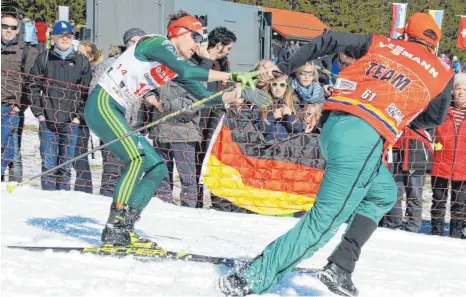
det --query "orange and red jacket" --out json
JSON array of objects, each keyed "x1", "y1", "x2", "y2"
[
  {"x1": 431, "y1": 108, "x2": 466, "y2": 181},
  {"x1": 324, "y1": 35, "x2": 453, "y2": 145}
]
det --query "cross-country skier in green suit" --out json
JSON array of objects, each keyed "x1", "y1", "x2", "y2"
[{"x1": 84, "y1": 11, "x2": 271, "y2": 248}]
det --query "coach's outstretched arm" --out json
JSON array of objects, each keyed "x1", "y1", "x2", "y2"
[{"x1": 259, "y1": 32, "x2": 373, "y2": 80}]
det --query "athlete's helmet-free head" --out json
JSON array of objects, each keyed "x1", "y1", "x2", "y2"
[{"x1": 167, "y1": 13, "x2": 204, "y2": 60}]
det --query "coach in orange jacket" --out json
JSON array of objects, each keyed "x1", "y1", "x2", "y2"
[{"x1": 219, "y1": 13, "x2": 454, "y2": 297}]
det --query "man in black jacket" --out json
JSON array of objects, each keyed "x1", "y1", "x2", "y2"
[
  {"x1": 1, "y1": 13, "x2": 38, "y2": 181},
  {"x1": 195, "y1": 26, "x2": 236, "y2": 208},
  {"x1": 29, "y1": 21, "x2": 91, "y2": 191}
]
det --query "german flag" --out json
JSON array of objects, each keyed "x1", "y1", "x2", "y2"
[{"x1": 202, "y1": 109, "x2": 325, "y2": 216}]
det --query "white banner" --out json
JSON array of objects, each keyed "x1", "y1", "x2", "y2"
[{"x1": 58, "y1": 6, "x2": 69, "y2": 22}]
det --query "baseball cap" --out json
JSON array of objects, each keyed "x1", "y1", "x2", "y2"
[
  {"x1": 123, "y1": 28, "x2": 146, "y2": 45},
  {"x1": 53, "y1": 21, "x2": 74, "y2": 35},
  {"x1": 395, "y1": 12, "x2": 441, "y2": 46}
]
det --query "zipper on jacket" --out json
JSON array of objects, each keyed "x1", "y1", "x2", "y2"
[{"x1": 449, "y1": 113, "x2": 459, "y2": 180}]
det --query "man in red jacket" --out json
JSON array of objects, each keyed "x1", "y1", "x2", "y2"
[{"x1": 34, "y1": 17, "x2": 47, "y2": 53}]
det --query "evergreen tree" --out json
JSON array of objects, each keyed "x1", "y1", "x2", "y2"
[
  {"x1": 8, "y1": 0, "x2": 465, "y2": 60},
  {"x1": 13, "y1": 0, "x2": 86, "y2": 24},
  {"x1": 226, "y1": 0, "x2": 465, "y2": 60}
]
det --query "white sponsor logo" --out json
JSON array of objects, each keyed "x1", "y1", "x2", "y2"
[
  {"x1": 379, "y1": 41, "x2": 440, "y2": 78},
  {"x1": 386, "y1": 103, "x2": 404, "y2": 125},
  {"x1": 334, "y1": 78, "x2": 357, "y2": 91}
]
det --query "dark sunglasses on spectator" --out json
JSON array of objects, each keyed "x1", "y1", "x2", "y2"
[
  {"x1": 175, "y1": 26, "x2": 203, "y2": 44},
  {"x1": 57, "y1": 33, "x2": 74, "y2": 39},
  {"x1": 1, "y1": 24, "x2": 18, "y2": 30},
  {"x1": 271, "y1": 82, "x2": 287, "y2": 88},
  {"x1": 299, "y1": 71, "x2": 314, "y2": 77}
]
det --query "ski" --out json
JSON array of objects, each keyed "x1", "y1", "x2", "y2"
[{"x1": 7, "y1": 245, "x2": 320, "y2": 274}]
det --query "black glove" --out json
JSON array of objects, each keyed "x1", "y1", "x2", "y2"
[{"x1": 240, "y1": 88, "x2": 272, "y2": 108}]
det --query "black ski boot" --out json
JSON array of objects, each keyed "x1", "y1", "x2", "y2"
[
  {"x1": 101, "y1": 204, "x2": 159, "y2": 248},
  {"x1": 218, "y1": 272, "x2": 253, "y2": 296},
  {"x1": 101, "y1": 203, "x2": 131, "y2": 246},
  {"x1": 318, "y1": 262, "x2": 359, "y2": 297},
  {"x1": 125, "y1": 206, "x2": 160, "y2": 248}
]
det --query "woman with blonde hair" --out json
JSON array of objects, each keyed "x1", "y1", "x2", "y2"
[
  {"x1": 78, "y1": 40, "x2": 103, "y2": 67},
  {"x1": 291, "y1": 61, "x2": 324, "y2": 104}
]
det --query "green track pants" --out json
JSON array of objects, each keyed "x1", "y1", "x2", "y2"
[
  {"x1": 243, "y1": 112, "x2": 397, "y2": 294},
  {"x1": 84, "y1": 85, "x2": 167, "y2": 211}
]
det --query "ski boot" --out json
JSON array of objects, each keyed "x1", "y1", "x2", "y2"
[
  {"x1": 218, "y1": 272, "x2": 253, "y2": 297},
  {"x1": 125, "y1": 206, "x2": 160, "y2": 249},
  {"x1": 317, "y1": 262, "x2": 359, "y2": 297},
  {"x1": 101, "y1": 203, "x2": 160, "y2": 249}
]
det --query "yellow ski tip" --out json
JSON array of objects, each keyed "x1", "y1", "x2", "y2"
[{"x1": 6, "y1": 183, "x2": 17, "y2": 193}]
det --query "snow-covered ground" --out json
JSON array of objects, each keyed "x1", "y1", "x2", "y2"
[
  {"x1": 2, "y1": 184, "x2": 466, "y2": 297},
  {"x1": 2, "y1": 109, "x2": 465, "y2": 297}
]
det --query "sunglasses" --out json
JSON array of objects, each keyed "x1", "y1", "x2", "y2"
[
  {"x1": 57, "y1": 33, "x2": 74, "y2": 39},
  {"x1": 1, "y1": 24, "x2": 18, "y2": 30},
  {"x1": 271, "y1": 82, "x2": 287, "y2": 88},
  {"x1": 299, "y1": 71, "x2": 314, "y2": 77},
  {"x1": 174, "y1": 26, "x2": 203, "y2": 44}
]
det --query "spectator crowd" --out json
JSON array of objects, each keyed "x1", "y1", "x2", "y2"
[{"x1": 1, "y1": 11, "x2": 465, "y2": 239}]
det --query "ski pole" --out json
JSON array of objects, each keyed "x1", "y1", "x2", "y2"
[{"x1": 5, "y1": 86, "x2": 235, "y2": 194}]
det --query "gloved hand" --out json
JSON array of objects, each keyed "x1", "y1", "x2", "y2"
[
  {"x1": 240, "y1": 88, "x2": 272, "y2": 108},
  {"x1": 229, "y1": 71, "x2": 258, "y2": 89}
]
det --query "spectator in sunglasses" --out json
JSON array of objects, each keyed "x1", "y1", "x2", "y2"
[
  {"x1": 255, "y1": 76, "x2": 307, "y2": 142},
  {"x1": 291, "y1": 62, "x2": 324, "y2": 104},
  {"x1": 1, "y1": 13, "x2": 39, "y2": 181}
]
